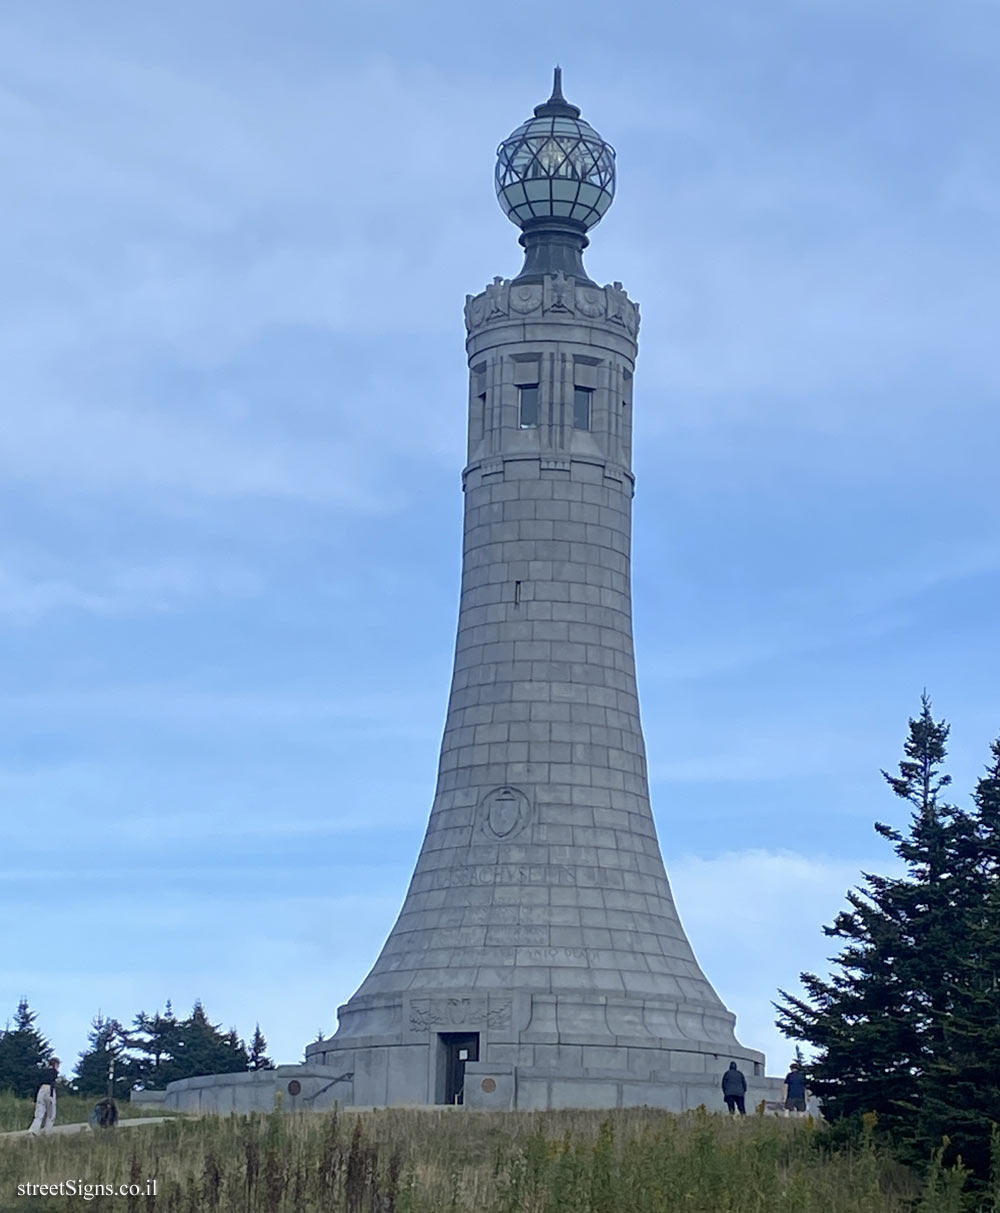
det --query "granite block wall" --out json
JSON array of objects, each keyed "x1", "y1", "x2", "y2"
[{"x1": 303, "y1": 274, "x2": 765, "y2": 1107}]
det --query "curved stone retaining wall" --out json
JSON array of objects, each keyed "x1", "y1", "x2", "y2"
[
  {"x1": 133, "y1": 1063, "x2": 798, "y2": 1116},
  {"x1": 140, "y1": 1065, "x2": 355, "y2": 1115}
]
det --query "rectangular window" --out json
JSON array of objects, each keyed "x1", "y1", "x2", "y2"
[
  {"x1": 573, "y1": 387, "x2": 592, "y2": 430},
  {"x1": 518, "y1": 384, "x2": 539, "y2": 428},
  {"x1": 478, "y1": 392, "x2": 487, "y2": 435}
]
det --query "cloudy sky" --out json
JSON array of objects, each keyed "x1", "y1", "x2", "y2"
[{"x1": 2, "y1": 0, "x2": 998, "y2": 1079}]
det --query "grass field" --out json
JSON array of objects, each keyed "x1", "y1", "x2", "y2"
[
  {"x1": 0, "y1": 1091, "x2": 170, "y2": 1134},
  {"x1": 0, "y1": 1103, "x2": 990, "y2": 1212}
]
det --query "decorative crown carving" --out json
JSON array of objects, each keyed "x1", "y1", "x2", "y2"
[{"x1": 464, "y1": 274, "x2": 639, "y2": 338}]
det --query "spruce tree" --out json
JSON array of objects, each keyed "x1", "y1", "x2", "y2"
[
  {"x1": 131, "y1": 1003, "x2": 179, "y2": 1090},
  {"x1": 163, "y1": 1002, "x2": 248, "y2": 1084},
  {"x1": 873, "y1": 694, "x2": 979, "y2": 1063},
  {"x1": 130, "y1": 1000, "x2": 249, "y2": 1087},
  {"x1": 918, "y1": 735, "x2": 1000, "y2": 1178},
  {"x1": 247, "y1": 1023, "x2": 273, "y2": 1071},
  {"x1": 0, "y1": 999, "x2": 52, "y2": 1098},
  {"x1": 74, "y1": 1014, "x2": 134, "y2": 1098},
  {"x1": 775, "y1": 695, "x2": 975, "y2": 1140}
]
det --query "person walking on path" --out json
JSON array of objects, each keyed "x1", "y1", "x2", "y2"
[
  {"x1": 783, "y1": 1062, "x2": 809, "y2": 1116},
  {"x1": 28, "y1": 1057, "x2": 60, "y2": 1134},
  {"x1": 721, "y1": 1061, "x2": 747, "y2": 1115}
]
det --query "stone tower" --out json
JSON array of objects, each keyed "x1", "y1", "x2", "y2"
[{"x1": 307, "y1": 70, "x2": 764, "y2": 1109}]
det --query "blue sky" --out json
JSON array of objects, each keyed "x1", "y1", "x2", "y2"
[{"x1": 2, "y1": 0, "x2": 999, "y2": 1078}]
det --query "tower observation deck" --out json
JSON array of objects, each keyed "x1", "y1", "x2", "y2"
[{"x1": 307, "y1": 70, "x2": 764, "y2": 1109}]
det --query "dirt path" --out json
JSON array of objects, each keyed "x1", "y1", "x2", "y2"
[{"x1": 1, "y1": 1116, "x2": 173, "y2": 1140}]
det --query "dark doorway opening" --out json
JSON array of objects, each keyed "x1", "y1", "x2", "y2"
[{"x1": 439, "y1": 1032, "x2": 479, "y2": 1105}]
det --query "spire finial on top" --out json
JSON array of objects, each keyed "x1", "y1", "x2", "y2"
[
  {"x1": 495, "y1": 69, "x2": 617, "y2": 281},
  {"x1": 533, "y1": 65, "x2": 581, "y2": 119}
]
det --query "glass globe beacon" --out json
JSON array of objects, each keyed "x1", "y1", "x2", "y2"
[{"x1": 495, "y1": 69, "x2": 616, "y2": 232}]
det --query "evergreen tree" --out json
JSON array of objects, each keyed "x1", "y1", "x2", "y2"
[
  {"x1": 130, "y1": 1003, "x2": 180, "y2": 1090},
  {"x1": 130, "y1": 1000, "x2": 250, "y2": 1088},
  {"x1": 873, "y1": 694, "x2": 979, "y2": 1062},
  {"x1": 74, "y1": 1014, "x2": 134, "y2": 1098},
  {"x1": 776, "y1": 695, "x2": 977, "y2": 1140},
  {"x1": 0, "y1": 999, "x2": 52, "y2": 1098},
  {"x1": 777, "y1": 700, "x2": 1000, "y2": 1183},
  {"x1": 918, "y1": 736, "x2": 1000, "y2": 1178},
  {"x1": 247, "y1": 1023, "x2": 273, "y2": 1071},
  {"x1": 161, "y1": 1002, "x2": 248, "y2": 1085}
]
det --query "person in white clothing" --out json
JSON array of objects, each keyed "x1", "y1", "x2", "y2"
[{"x1": 28, "y1": 1057, "x2": 60, "y2": 1134}]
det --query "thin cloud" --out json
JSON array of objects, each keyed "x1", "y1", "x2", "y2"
[
  {"x1": 670, "y1": 848, "x2": 899, "y2": 1068},
  {"x1": 0, "y1": 557, "x2": 262, "y2": 622},
  {"x1": 1, "y1": 0, "x2": 997, "y2": 1091}
]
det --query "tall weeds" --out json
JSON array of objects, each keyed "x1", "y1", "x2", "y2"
[{"x1": 0, "y1": 1105, "x2": 986, "y2": 1212}]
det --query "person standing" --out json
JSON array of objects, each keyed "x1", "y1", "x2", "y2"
[
  {"x1": 783, "y1": 1062, "x2": 809, "y2": 1116},
  {"x1": 721, "y1": 1060, "x2": 747, "y2": 1115},
  {"x1": 28, "y1": 1057, "x2": 60, "y2": 1134}
]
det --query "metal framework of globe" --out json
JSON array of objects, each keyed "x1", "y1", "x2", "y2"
[{"x1": 495, "y1": 114, "x2": 616, "y2": 229}]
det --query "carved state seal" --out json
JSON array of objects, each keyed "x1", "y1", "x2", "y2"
[{"x1": 479, "y1": 786, "x2": 531, "y2": 840}]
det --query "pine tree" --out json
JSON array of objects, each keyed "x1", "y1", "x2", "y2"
[
  {"x1": 74, "y1": 1014, "x2": 134, "y2": 1098},
  {"x1": 775, "y1": 695, "x2": 977, "y2": 1140},
  {"x1": 247, "y1": 1023, "x2": 273, "y2": 1071},
  {"x1": 0, "y1": 999, "x2": 52, "y2": 1098}
]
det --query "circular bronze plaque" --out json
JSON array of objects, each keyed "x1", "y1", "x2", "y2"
[
  {"x1": 287, "y1": 1079, "x2": 302, "y2": 1096},
  {"x1": 481, "y1": 1078, "x2": 497, "y2": 1094}
]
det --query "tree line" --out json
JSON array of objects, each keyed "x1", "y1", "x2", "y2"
[
  {"x1": 0, "y1": 999, "x2": 273, "y2": 1099},
  {"x1": 777, "y1": 693, "x2": 1000, "y2": 1187}
]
